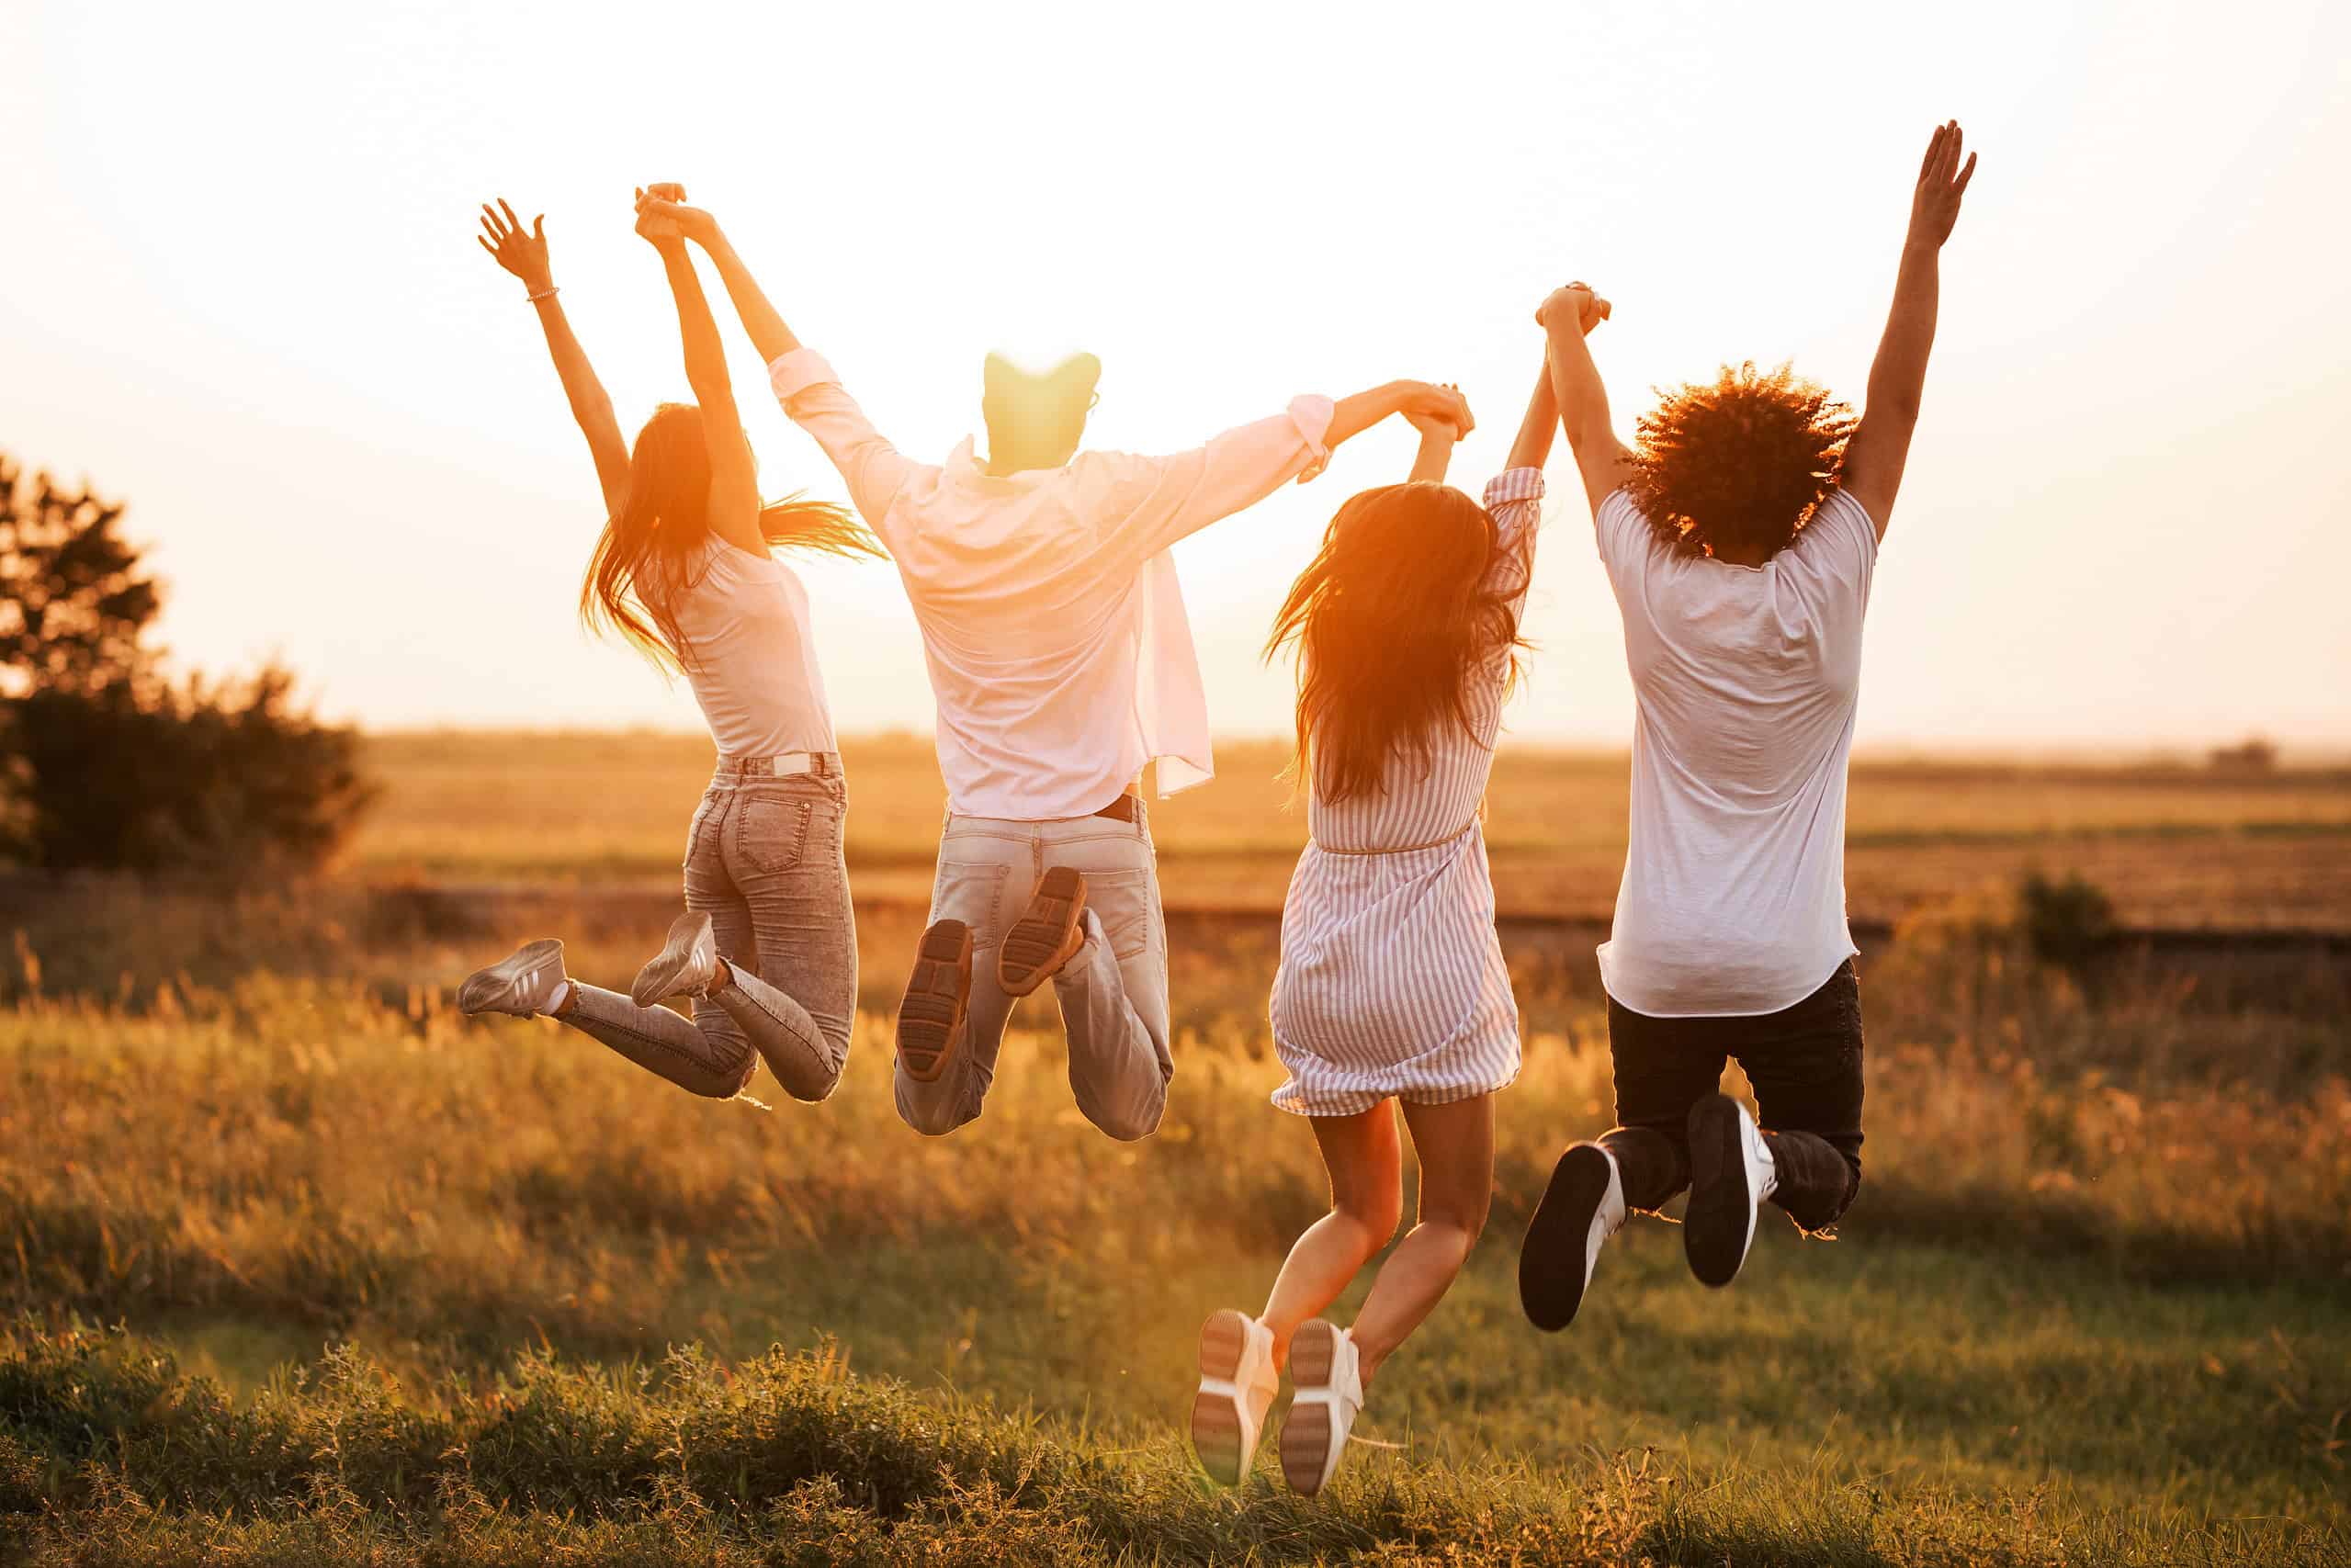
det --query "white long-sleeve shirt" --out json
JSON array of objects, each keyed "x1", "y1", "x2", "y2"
[{"x1": 770, "y1": 349, "x2": 1332, "y2": 821}]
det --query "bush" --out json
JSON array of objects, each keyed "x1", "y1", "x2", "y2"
[
  {"x1": 0, "y1": 452, "x2": 373, "y2": 881},
  {"x1": 2020, "y1": 870, "x2": 2117, "y2": 987},
  {"x1": 5, "y1": 672, "x2": 372, "y2": 879}
]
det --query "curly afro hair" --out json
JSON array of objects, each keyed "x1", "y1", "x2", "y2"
[{"x1": 1625, "y1": 362, "x2": 1858, "y2": 561}]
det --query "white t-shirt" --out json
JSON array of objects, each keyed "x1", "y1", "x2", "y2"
[
  {"x1": 651, "y1": 538, "x2": 838, "y2": 760},
  {"x1": 1593, "y1": 487, "x2": 1878, "y2": 1017}
]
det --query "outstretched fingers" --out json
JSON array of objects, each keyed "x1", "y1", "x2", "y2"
[{"x1": 1917, "y1": 122, "x2": 1947, "y2": 185}]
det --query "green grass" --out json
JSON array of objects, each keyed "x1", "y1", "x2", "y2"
[
  {"x1": 2, "y1": 1313, "x2": 2343, "y2": 1567},
  {"x1": 0, "y1": 905, "x2": 2345, "y2": 1564}
]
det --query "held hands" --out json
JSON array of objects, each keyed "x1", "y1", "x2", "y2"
[
  {"x1": 634, "y1": 184, "x2": 718, "y2": 247},
  {"x1": 1400, "y1": 382, "x2": 1475, "y2": 441},
  {"x1": 1405, "y1": 382, "x2": 1473, "y2": 444},
  {"x1": 1906, "y1": 120, "x2": 1977, "y2": 249},
  {"x1": 632, "y1": 183, "x2": 689, "y2": 247},
  {"x1": 476, "y1": 198, "x2": 553, "y2": 294},
  {"x1": 1535, "y1": 282, "x2": 1611, "y2": 335}
]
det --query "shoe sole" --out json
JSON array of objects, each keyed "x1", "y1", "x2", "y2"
[
  {"x1": 630, "y1": 910, "x2": 716, "y2": 1009},
  {"x1": 1518, "y1": 1145, "x2": 1613, "y2": 1332},
  {"x1": 1189, "y1": 1309, "x2": 1254, "y2": 1487},
  {"x1": 1685, "y1": 1094, "x2": 1757, "y2": 1288},
  {"x1": 457, "y1": 938, "x2": 564, "y2": 1016},
  {"x1": 1281, "y1": 1319, "x2": 1340, "y2": 1497},
  {"x1": 896, "y1": 920, "x2": 972, "y2": 1084},
  {"x1": 998, "y1": 866, "x2": 1087, "y2": 998}
]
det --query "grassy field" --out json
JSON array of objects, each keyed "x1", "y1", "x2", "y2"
[
  {"x1": 0, "y1": 874, "x2": 2345, "y2": 1564},
  {"x1": 343, "y1": 732, "x2": 2351, "y2": 931}
]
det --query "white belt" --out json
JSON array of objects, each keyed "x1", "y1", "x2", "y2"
[{"x1": 711, "y1": 751, "x2": 828, "y2": 783}]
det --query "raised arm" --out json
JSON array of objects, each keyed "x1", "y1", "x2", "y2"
[
  {"x1": 477, "y1": 198, "x2": 629, "y2": 513},
  {"x1": 1537, "y1": 283, "x2": 1631, "y2": 517},
  {"x1": 651, "y1": 199, "x2": 803, "y2": 367},
  {"x1": 638, "y1": 191, "x2": 917, "y2": 536},
  {"x1": 1506, "y1": 355, "x2": 1559, "y2": 474},
  {"x1": 1404, "y1": 382, "x2": 1468, "y2": 482},
  {"x1": 1840, "y1": 120, "x2": 1977, "y2": 539},
  {"x1": 1328, "y1": 380, "x2": 1474, "y2": 450},
  {"x1": 636, "y1": 188, "x2": 763, "y2": 556},
  {"x1": 1096, "y1": 378, "x2": 1473, "y2": 566}
]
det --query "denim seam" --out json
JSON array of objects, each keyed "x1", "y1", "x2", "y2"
[
  {"x1": 721, "y1": 982, "x2": 838, "y2": 1073},
  {"x1": 587, "y1": 1008, "x2": 747, "y2": 1081}
]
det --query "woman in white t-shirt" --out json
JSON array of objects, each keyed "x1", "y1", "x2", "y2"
[
  {"x1": 454, "y1": 190, "x2": 876, "y2": 1106},
  {"x1": 1517, "y1": 123, "x2": 1979, "y2": 1329}
]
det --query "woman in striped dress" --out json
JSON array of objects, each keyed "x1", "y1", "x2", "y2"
[{"x1": 1190, "y1": 304, "x2": 1602, "y2": 1498}]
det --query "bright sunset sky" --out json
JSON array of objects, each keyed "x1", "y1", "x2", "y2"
[{"x1": 6, "y1": 1, "x2": 2347, "y2": 752}]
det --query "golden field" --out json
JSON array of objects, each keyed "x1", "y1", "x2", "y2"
[
  {"x1": 2, "y1": 732, "x2": 2345, "y2": 1563},
  {"x1": 347, "y1": 731, "x2": 2351, "y2": 929}
]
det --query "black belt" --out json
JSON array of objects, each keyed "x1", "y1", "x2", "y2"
[{"x1": 1093, "y1": 793, "x2": 1141, "y2": 823}]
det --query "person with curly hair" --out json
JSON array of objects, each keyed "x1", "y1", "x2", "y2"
[{"x1": 1517, "y1": 122, "x2": 1978, "y2": 1329}]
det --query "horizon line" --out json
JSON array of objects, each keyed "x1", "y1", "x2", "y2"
[{"x1": 358, "y1": 725, "x2": 2351, "y2": 768}]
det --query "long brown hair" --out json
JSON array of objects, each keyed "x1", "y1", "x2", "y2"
[
  {"x1": 1264, "y1": 481, "x2": 1529, "y2": 805},
  {"x1": 580, "y1": 402, "x2": 879, "y2": 671}
]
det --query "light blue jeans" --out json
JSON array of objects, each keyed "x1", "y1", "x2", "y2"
[
  {"x1": 896, "y1": 803, "x2": 1172, "y2": 1141},
  {"x1": 564, "y1": 758, "x2": 856, "y2": 1101}
]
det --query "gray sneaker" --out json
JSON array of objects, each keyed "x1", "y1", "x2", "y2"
[
  {"x1": 631, "y1": 910, "x2": 723, "y2": 1007},
  {"x1": 457, "y1": 938, "x2": 568, "y2": 1017}
]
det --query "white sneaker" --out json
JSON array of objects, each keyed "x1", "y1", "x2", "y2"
[
  {"x1": 1517, "y1": 1143, "x2": 1627, "y2": 1331},
  {"x1": 457, "y1": 938, "x2": 568, "y2": 1017},
  {"x1": 1190, "y1": 1309, "x2": 1278, "y2": 1487},
  {"x1": 1280, "y1": 1319, "x2": 1363, "y2": 1497},
  {"x1": 1685, "y1": 1093, "x2": 1780, "y2": 1288},
  {"x1": 631, "y1": 910, "x2": 724, "y2": 1008}
]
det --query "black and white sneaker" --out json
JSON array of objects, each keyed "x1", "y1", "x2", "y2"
[
  {"x1": 1518, "y1": 1143, "x2": 1627, "y2": 1332},
  {"x1": 1684, "y1": 1094, "x2": 1779, "y2": 1288}
]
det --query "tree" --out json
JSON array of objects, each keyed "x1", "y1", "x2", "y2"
[
  {"x1": 0, "y1": 452, "x2": 375, "y2": 880},
  {"x1": 0, "y1": 457, "x2": 158, "y2": 699}
]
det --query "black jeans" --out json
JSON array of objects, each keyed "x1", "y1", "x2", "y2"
[{"x1": 1601, "y1": 959, "x2": 1865, "y2": 1232}]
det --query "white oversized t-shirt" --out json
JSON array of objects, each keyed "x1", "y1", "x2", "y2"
[
  {"x1": 1594, "y1": 487, "x2": 1878, "y2": 1017},
  {"x1": 650, "y1": 538, "x2": 839, "y2": 761}
]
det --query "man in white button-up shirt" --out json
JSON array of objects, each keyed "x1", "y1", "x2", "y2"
[{"x1": 642, "y1": 191, "x2": 1469, "y2": 1143}]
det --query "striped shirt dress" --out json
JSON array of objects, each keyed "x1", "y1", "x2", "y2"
[{"x1": 1269, "y1": 468, "x2": 1545, "y2": 1115}]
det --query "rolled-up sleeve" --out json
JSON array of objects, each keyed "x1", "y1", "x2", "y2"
[
  {"x1": 768, "y1": 350, "x2": 920, "y2": 534},
  {"x1": 1093, "y1": 394, "x2": 1337, "y2": 559},
  {"x1": 1480, "y1": 467, "x2": 1547, "y2": 611}
]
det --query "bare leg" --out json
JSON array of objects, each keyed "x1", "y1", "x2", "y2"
[
  {"x1": 1260, "y1": 1103, "x2": 1404, "y2": 1369},
  {"x1": 1349, "y1": 1094, "x2": 1495, "y2": 1383}
]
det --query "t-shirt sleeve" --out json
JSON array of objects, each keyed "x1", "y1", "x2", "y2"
[
  {"x1": 1592, "y1": 489, "x2": 1656, "y2": 595},
  {"x1": 1794, "y1": 489, "x2": 1880, "y2": 612}
]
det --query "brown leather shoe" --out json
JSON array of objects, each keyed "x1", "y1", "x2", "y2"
[
  {"x1": 896, "y1": 919, "x2": 972, "y2": 1082},
  {"x1": 997, "y1": 866, "x2": 1089, "y2": 997}
]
